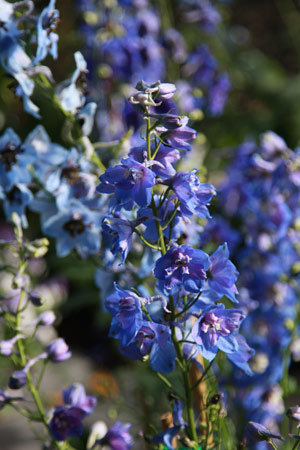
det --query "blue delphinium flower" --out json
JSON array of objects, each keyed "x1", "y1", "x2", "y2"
[
  {"x1": 105, "y1": 284, "x2": 143, "y2": 346},
  {"x1": 97, "y1": 157, "x2": 156, "y2": 210},
  {"x1": 156, "y1": 115, "x2": 197, "y2": 150},
  {"x1": 246, "y1": 421, "x2": 285, "y2": 443},
  {"x1": 49, "y1": 406, "x2": 85, "y2": 441},
  {"x1": 191, "y1": 304, "x2": 245, "y2": 361},
  {"x1": 56, "y1": 51, "x2": 88, "y2": 112},
  {"x1": 152, "y1": 425, "x2": 180, "y2": 450},
  {"x1": 153, "y1": 244, "x2": 211, "y2": 294},
  {"x1": 0, "y1": 128, "x2": 36, "y2": 189},
  {"x1": 62, "y1": 383, "x2": 97, "y2": 415},
  {"x1": 119, "y1": 322, "x2": 176, "y2": 373},
  {"x1": 0, "y1": 184, "x2": 33, "y2": 228},
  {"x1": 206, "y1": 243, "x2": 239, "y2": 303},
  {"x1": 42, "y1": 200, "x2": 102, "y2": 258},
  {"x1": 24, "y1": 125, "x2": 68, "y2": 184},
  {"x1": 0, "y1": 26, "x2": 41, "y2": 118},
  {"x1": 182, "y1": 0, "x2": 221, "y2": 31},
  {"x1": 137, "y1": 195, "x2": 185, "y2": 243},
  {"x1": 95, "y1": 422, "x2": 133, "y2": 449},
  {"x1": 129, "y1": 142, "x2": 181, "y2": 178},
  {"x1": 33, "y1": 0, "x2": 59, "y2": 64},
  {"x1": 102, "y1": 216, "x2": 136, "y2": 263},
  {"x1": 167, "y1": 170, "x2": 216, "y2": 219},
  {"x1": 46, "y1": 338, "x2": 72, "y2": 362}
]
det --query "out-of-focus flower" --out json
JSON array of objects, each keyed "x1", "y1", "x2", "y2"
[
  {"x1": 46, "y1": 338, "x2": 72, "y2": 362},
  {"x1": 49, "y1": 406, "x2": 85, "y2": 441},
  {"x1": 94, "y1": 422, "x2": 134, "y2": 449}
]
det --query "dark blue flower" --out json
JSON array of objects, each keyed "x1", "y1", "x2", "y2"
[
  {"x1": 105, "y1": 284, "x2": 143, "y2": 347},
  {"x1": 102, "y1": 216, "x2": 136, "y2": 263},
  {"x1": 207, "y1": 243, "x2": 239, "y2": 303},
  {"x1": 119, "y1": 322, "x2": 176, "y2": 373},
  {"x1": 49, "y1": 406, "x2": 85, "y2": 441},
  {"x1": 192, "y1": 304, "x2": 245, "y2": 361},
  {"x1": 9, "y1": 369, "x2": 27, "y2": 390},
  {"x1": 169, "y1": 170, "x2": 216, "y2": 219},
  {"x1": 129, "y1": 142, "x2": 181, "y2": 178},
  {"x1": 157, "y1": 115, "x2": 197, "y2": 150},
  {"x1": 97, "y1": 157, "x2": 156, "y2": 209},
  {"x1": 151, "y1": 426, "x2": 180, "y2": 450},
  {"x1": 153, "y1": 245, "x2": 210, "y2": 294},
  {"x1": 137, "y1": 195, "x2": 185, "y2": 243}
]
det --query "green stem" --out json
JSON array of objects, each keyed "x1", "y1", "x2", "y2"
[
  {"x1": 135, "y1": 228, "x2": 162, "y2": 251},
  {"x1": 15, "y1": 275, "x2": 63, "y2": 449},
  {"x1": 267, "y1": 440, "x2": 278, "y2": 450},
  {"x1": 169, "y1": 297, "x2": 198, "y2": 443},
  {"x1": 151, "y1": 140, "x2": 162, "y2": 160},
  {"x1": 151, "y1": 198, "x2": 166, "y2": 255},
  {"x1": 162, "y1": 201, "x2": 180, "y2": 230},
  {"x1": 292, "y1": 439, "x2": 300, "y2": 450},
  {"x1": 191, "y1": 361, "x2": 214, "y2": 391},
  {"x1": 146, "y1": 114, "x2": 152, "y2": 160}
]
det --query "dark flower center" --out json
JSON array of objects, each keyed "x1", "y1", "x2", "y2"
[
  {"x1": 1, "y1": 144, "x2": 24, "y2": 171},
  {"x1": 63, "y1": 217, "x2": 85, "y2": 236},
  {"x1": 61, "y1": 165, "x2": 81, "y2": 185}
]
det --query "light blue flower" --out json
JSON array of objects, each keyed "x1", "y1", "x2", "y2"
[
  {"x1": 42, "y1": 200, "x2": 102, "y2": 258},
  {"x1": 33, "y1": 0, "x2": 59, "y2": 64},
  {"x1": 56, "y1": 52, "x2": 88, "y2": 112},
  {"x1": 0, "y1": 128, "x2": 36, "y2": 189}
]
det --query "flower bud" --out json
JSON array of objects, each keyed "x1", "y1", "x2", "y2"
[
  {"x1": 9, "y1": 370, "x2": 27, "y2": 390},
  {"x1": 287, "y1": 406, "x2": 300, "y2": 423},
  {"x1": 28, "y1": 291, "x2": 43, "y2": 306},
  {"x1": 0, "y1": 335, "x2": 22, "y2": 356},
  {"x1": 46, "y1": 338, "x2": 72, "y2": 362},
  {"x1": 37, "y1": 311, "x2": 56, "y2": 326}
]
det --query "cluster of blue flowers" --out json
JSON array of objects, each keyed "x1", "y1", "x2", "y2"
[
  {"x1": 76, "y1": 0, "x2": 230, "y2": 143},
  {"x1": 203, "y1": 131, "x2": 300, "y2": 447},
  {"x1": 98, "y1": 79, "x2": 254, "y2": 446},
  {"x1": 2, "y1": 0, "x2": 300, "y2": 449}
]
